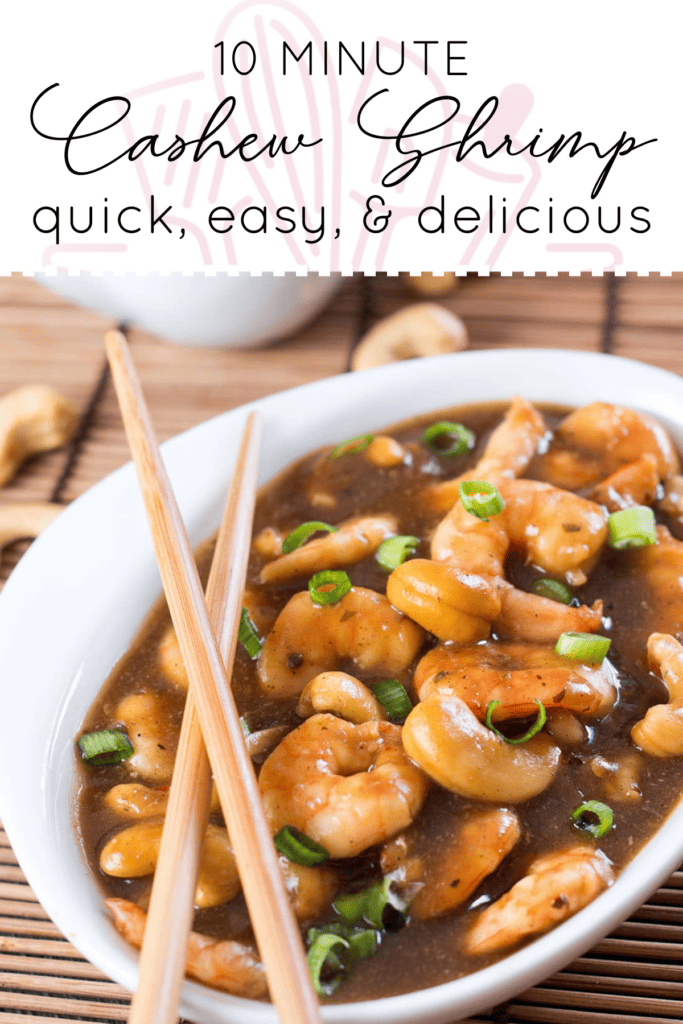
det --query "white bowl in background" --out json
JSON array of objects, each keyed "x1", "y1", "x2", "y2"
[
  {"x1": 36, "y1": 272, "x2": 342, "y2": 347},
  {"x1": 1, "y1": 349, "x2": 683, "y2": 1024}
]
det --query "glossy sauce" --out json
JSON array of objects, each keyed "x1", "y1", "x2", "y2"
[{"x1": 75, "y1": 402, "x2": 683, "y2": 1001}]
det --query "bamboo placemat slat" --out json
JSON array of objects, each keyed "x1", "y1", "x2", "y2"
[{"x1": 1, "y1": 273, "x2": 683, "y2": 1022}]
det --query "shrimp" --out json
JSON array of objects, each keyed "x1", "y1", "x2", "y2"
[
  {"x1": 115, "y1": 691, "x2": 178, "y2": 784},
  {"x1": 465, "y1": 846, "x2": 614, "y2": 955},
  {"x1": 105, "y1": 898, "x2": 267, "y2": 998},
  {"x1": 257, "y1": 587, "x2": 424, "y2": 698},
  {"x1": 414, "y1": 641, "x2": 617, "y2": 720},
  {"x1": 259, "y1": 514, "x2": 397, "y2": 585},
  {"x1": 537, "y1": 402, "x2": 679, "y2": 491},
  {"x1": 624, "y1": 526, "x2": 683, "y2": 639},
  {"x1": 432, "y1": 479, "x2": 607, "y2": 586},
  {"x1": 409, "y1": 809, "x2": 521, "y2": 921},
  {"x1": 258, "y1": 713, "x2": 429, "y2": 858},
  {"x1": 427, "y1": 477, "x2": 606, "y2": 641},
  {"x1": 428, "y1": 397, "x2": 547, "y2": 512},
  {"x1": 297, "y1": 672, "x2": 388, "y2": 723},
  {"x1": 493, "y1": 586, "x2": 603, "y2": 643},
  {"x1": 631, "y1": 632, "x2": 683, "y2": 757},
  {"x1": 402, "y1": 695, "x2": 560, "y2": 803},
  {"x1": 589, "y1": 454, "x2": 660, "y2": 513}
]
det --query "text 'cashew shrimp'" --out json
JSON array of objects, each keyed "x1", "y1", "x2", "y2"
[
  {"x1": 257, "y1": 587, "x2": 424, "y2": 697},
  {"x1": 631, "y1": 632, "x2": 683, "y2": 756},
  {"x1": 402, "y1": 695, "x2": 561, "y2": 803},
  {"x1": 465, "y1": 846, "x2": 614, "y2": 955},
  {"x1": 259, "y1": 713, "x2": 429, "y2": 858},
  {"x1": 106, "y1": 898, "x2": 267, "y2": 998},
  {"x1": 414, "y1": 641, "x2": 617, "y2": 720}
]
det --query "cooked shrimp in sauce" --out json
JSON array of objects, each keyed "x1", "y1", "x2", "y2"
[{"x1": 75, "y1": 399, "x2": 683, "y2": 1003}]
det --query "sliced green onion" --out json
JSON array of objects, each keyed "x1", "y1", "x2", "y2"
[
  {"x1": 307, "y1": 924, "x2": 378, "y2": 962},
  {"x1": 240, "y1": 717, "x2": 251, "y2": 737},
  {"x1": 282, "y1": 521, "x2": 338, "y2": 554},
  {"x1": 458, "y1": 480, "x2": 505, "y2": 521},
  {"x1": 346, "y1": 929, "x2": 378, "y2": 960},
  {"x1": 555, "y1": 632, "x2": 611, "y2": 663},
  {"x1": 309, "y1": 570, "x2": 352, "y2": 606},
  {"x1": 485, "y1": 700, "x2": 546, "y2": 744},
  {"x1": 306, "y1": 932, "x2": 348, "y2": 996},
  {"x1": 363, "y1": 877, "x2": 395, "y2": 929},
  {"x1": 274, "y1": 826, "x2": 330, "y2": 866},
  {"x1": 571, "y1": 800, "x2": 614, "y2": 839},
  {"x1": 333, "y1": 890, "x2": 368, "y2": 924},
  {"x1": 532, "y1": 578, "x2": 573, "y2": 605},
  {"x1": 422, "y1": 421, "x2": 475, "y2": 457},
  {"x1": 328, "y1": 434, "x2": 374, "y2": 460},
  {"x1": 376, "y1": 535, "x2": 420, "y2": 572},
  {"x1": 77, "y1": 729, "x2": 133, "y2": 766},
  {"x1": 608, "y1": 506, "x2": 657, "y2": 550},
  {"x1": 238, "y1": 608, "x2": 263, "y2": 659},
  {"x1": 372, "y1": 679, "x2": 413, "y2": 721},
  {"x1": 334, "y1": 877, "x2": 408, "y2": 930}
]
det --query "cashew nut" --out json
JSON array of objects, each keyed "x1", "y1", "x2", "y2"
[
  {"x1": 99, "y1": 820, "x2": 240, "y2": 909},
  {"x1": 351, "y1": 303, "x2": 468, "y2": 371},
  {"x1": 403, "y1": 272, "x2": 459, "y2": 297},
  {"x1": 387, "y1": 558, "x2": 500, "y2": 643},
  {"x1": 363, "y1": 435, "x2": 407, "y2": 468},
  {"x1": 297, "y1": 671, "x2": 388, "y2": 723},
  {"x1": 402, "y1": 694, "x2": 561, "y2": 802},
  {"x1": 0, "y1": 386, "x2": 77, "y2": 486},
  {"x1": 0, "y1": 501, "x2": 62, "y2": 549}
]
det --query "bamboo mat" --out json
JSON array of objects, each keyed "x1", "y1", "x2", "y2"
[{"x1": 0, "y1": 272, "x2": 682, "y2": 1023}]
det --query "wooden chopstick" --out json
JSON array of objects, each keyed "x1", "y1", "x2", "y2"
[
  {"x1": 128, "y1": 412, "x2": 259, "y2": 1024},
  {"x1": 105, "y1": 330, "x2": 322, "y2": 1024}
]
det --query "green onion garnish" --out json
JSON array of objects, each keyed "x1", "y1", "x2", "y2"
[
  {"x1": 274, "y1": 826, "x2": 330, "y2": 866},
  {"x1": 485, "y1": 700, "x2": 547, "y2": 744},
  {"x1": 422, "y1": 421, "x2": 475, "y2": 457},
  {"x1": 608, "y1": 506, "x2": 657, "y2": 550},
  {"x1": 307, "y1": 923, "x2": 378, "y2": 962},
  {"x1": 238, "y1": 608, "x2": 263, "y2": 659},
  {"x1": 328, "y1": 434, "x2": 374, "y2": 460},
  {"x1": 240, "y1": 717, "x2": 251, "y2": 737},
  {"x1": 372, "y1": 679, "x2": 413, "y2": 721},
  {"x1": 308, "y1": 570, "x2": 352, "y2": 606},
  {"x1": 282, "y1": 521, "x2": 338, "y2": 554},
  {"x1": 306, "y1": 932, "x2": 348, "y2": 996},
  {"x1": 532, "y1": 578, "x2": 573, "y2": 605},
  {"x1": 458, "y1": 480, "x2": 505, "y2": 521},
  {"x1": 571, "y1": 800, "x2": 614, "y2": 839},
  {"x1": 333, "y1": 877, "x2": 408, "y2": 930},
  {"x1": 77, "y1": 729, "x2": 134, "y2": 765},
  {"x1": 375, "y1": 535, "x2": 420, "y2": 572},
  {"x1": 555, "y1": 632, "x2": 611, "y2": 663}
]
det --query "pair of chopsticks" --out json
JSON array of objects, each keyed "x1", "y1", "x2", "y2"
[{"x1": 104, "y1": 331, "x2": 321, "y2": 1024}]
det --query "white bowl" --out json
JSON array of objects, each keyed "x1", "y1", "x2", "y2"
[
  {"x1": 37, "y1": 273, "x2": 342, "y2": 347},
  {"x1": 1, "y1": 349, "x2": 683, "y2": 1024}
]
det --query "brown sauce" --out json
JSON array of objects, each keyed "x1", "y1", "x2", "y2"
[{"x1": 74, "y1": 401, "x2": 683, "y2": 1002}]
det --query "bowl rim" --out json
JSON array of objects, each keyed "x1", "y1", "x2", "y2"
[{"x1": 2, "y1": 346, "x2": 683, "y2": 1024}]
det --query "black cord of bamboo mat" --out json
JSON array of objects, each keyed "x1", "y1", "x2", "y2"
[
  {"x1": 48, "y1": 323, "x2": 126, "y2": 504},
  {"x1": 601, "y1": 273, "x2": 620, "y2": 354},
  {"x1": 345, "y1": 275, "x2": 375, "y2": 371}
]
